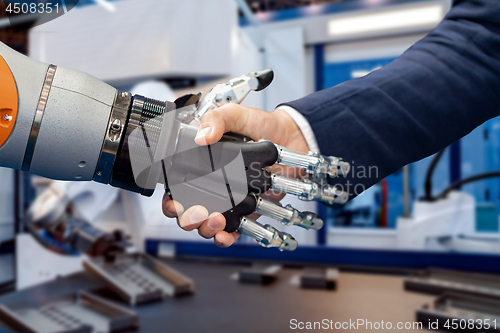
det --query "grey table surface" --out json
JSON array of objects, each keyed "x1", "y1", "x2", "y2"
[{"x1": 0, "y1": 259, "x2": 434, "y2": 333}]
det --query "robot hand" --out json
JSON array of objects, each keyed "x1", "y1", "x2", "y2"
[{"x1": 129, "y1": 70, "x2": 350, "y2": 251}]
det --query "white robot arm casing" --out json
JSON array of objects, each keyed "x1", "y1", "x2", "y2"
[
  {"x1": 29, "y1": 66, "x2": 116, "y2": 181},
  {"x1": 0, "y1": 42, "x2": 117, "y2": 180}
]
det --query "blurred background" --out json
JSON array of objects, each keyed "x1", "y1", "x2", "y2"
[{"x1": 1, "y1": 0, "x2": 500, "y2": 332}]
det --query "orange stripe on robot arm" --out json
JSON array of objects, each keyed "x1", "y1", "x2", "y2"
[{"x1": 0, "y1": 54, "x2": 18, "y2": 147}]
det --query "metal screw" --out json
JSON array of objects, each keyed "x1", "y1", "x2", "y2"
[
  {"x1": 3, "y1": 114, "x2": 12, "y2": 121},
  {"x1": 97, "y1": 171, "x2": 103, "y2": 176},
  {"x1": 121, "y1": 91, "x2": 130, "y2": 98},
  {"x1": 110, "y1": 119, "x2": 121, "y2": 133}
]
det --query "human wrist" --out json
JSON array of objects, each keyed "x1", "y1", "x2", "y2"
[
  {"x1": 273, "y1": 108, "x2": 310, "y2": 153},
  {"x1": 276, "y1": 105, "x2": 320, "y2": 153}
]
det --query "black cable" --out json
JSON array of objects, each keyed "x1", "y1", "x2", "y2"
[
  {"x1": 437, "y1": 171, "x2": 500, "y2": 199},
  {"x1": 423, "y1": 149, "x2": 446, "y2": 201}
]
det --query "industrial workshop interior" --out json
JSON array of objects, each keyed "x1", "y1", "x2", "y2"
[{"x1": 0, "y1": 0, "x2": 499, "y2": 332}]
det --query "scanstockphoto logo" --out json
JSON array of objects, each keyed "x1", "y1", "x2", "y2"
[{"x1": 2, "y1": 0, "x2": 79, "y2": 31}]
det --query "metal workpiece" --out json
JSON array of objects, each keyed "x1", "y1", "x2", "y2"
[
  {"x1": 25, "y1": 182, "x2": 129, "y2": 257},
  {"x1": 416, "y1": 293, "x2": 500, "y2": 332},
  {"x1": 275, "y1": 144, "x2": 350, "y2": 178},
  {"x1": 238, "y1": 216, "x2": 298, "y2": 251},
  {"x1": 83, "y1": 253, "x2": 194, "y2": 306},
  {"x1": 255, "y1": 196, "x2": 323, "y2": 230},
  {"x1": 21, "y1": 64, "x2": 57, "y2": 171},
  {"x1": 271, "y1": 173, "x2": 349, "y2": 205},
  {"x1": 185, "y1": 69, "x2": 274, "y2": 123},
  {"x1": 94, "y1": 91, "x2": 132, "y2": 184},
  {"x1": 404, "y1": 268, "x2": 500, "y2": 298},
  {"x1": 0, "y1": 291, "x2": 139, "y2": 333},
  {"x1": 60, "y1": 219, "x2": 129, "y2": 257}
]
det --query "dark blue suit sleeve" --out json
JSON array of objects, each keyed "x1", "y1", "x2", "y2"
[{"x1": 282, "y1": 0, "x2": 500, "y2": 198}]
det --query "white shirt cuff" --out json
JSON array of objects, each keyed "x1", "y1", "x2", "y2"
[{"x1": 276, "y1": 105, "x2": 320, "y2": 153}]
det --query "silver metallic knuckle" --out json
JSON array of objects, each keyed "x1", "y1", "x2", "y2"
[
  {"x1": 238, "y1": 216, "x2": 297, "y2": 252},
  {"x1": 318, "y1": 184, "x2": 349, "y2": 205}
]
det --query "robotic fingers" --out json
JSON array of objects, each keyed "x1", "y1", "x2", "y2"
[
  {"x1": 255, "y1": 195, "x2": 324, "y2": 230},
  {"x1": 218, "y1": 148, "x2": 349, "y2": 251},
  {"x1": 238, "y1": 216, "x2": 298, "y2": 252},
  {"x1": 270, "y1": 172, "x2": 349, "y2": 205},
  {"x1": 183, "y1": 68, "x2": 275, "y2": 124},
  {"x1": 275, "y1": 145, "x2": 350, "y2": 179}
]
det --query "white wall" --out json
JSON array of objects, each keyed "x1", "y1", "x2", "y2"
[
  {"x1": 264, "y1": 27, "x2": 305, "y2": 110},
  {"x1": 29, "y1": 0, "x2": 237, "y2": 86},
  {"x1": 231, "y1": 27, "x2": 265, "y2": 110}
]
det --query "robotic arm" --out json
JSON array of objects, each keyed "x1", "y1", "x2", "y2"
[
  {"x1": 25, "y1": 181, "x2": 129, "y2": 257},
  {"x1": 0, "y1": 42, "x2": 349, "y2": 252}
]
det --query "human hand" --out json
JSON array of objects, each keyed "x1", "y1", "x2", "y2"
[{"x1": 162, "y1": 104, "x2": 309, "y2": 248}]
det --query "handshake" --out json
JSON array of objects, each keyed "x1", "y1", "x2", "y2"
[{"x1": 129, "y1": 69, "x2": 350, "y2": 251}]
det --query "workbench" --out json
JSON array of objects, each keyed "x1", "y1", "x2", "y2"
[{"x1": 0, "y1": 259, "x2": 434, "y2": 332}]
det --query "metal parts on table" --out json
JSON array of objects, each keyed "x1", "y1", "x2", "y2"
[
  {"x1": 417, "y1": 293, "x2": 500, "y2": 332},
  {"x1": 0, "y1": 291, "x2": 138, "y2": 333},
  {"x1": 83, "y1": 253, "x2": 194, "y2": 306},
  {"x1": 404, "y1": 268, "x2": 500, "y2": 298},
  {"x1": 237, "y1": 264, "x2": 282, "y2": 285},
  {"x1": 299, "y1": 268, "x2": 338, "y2": 290}
]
